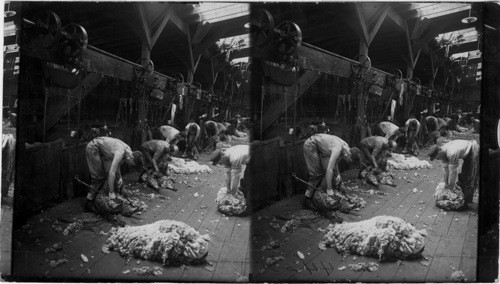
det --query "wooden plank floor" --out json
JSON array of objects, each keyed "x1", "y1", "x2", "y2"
[
  {"x1": 10, "y1": 152, "x2": 250, "y2": 282},
  {"x1": 1, "y1": 196, "x2": 13, "y2": 279},
  {"x1": 252, "y1": 154, "x2": 478, "y2": 282}
]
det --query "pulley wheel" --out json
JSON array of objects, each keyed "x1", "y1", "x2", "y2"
[
  {"x1": 33, "y1": 10, "x2": 62, "y2": 48},
  {"x1": 391, "y1": 68, "x2": 403, "y2": 79},
  {"x1": 351, "y1": 54, "x2": 371, "y2": 75},
  {"x1": 251, "y1": 9, "x2": 274, "y2": 47},
  {"x1": 134, "y1": 58, "x2": 154, "y2": 80},
  {"x1": 62, "y1": 23, "x2": 88, "y2": 58},
  {"x1": 172, "y1": 73, "x2": 184, "y2": 84},
  {"x1": 276, "y1": 21, "x2": 302, "y2": 55}
]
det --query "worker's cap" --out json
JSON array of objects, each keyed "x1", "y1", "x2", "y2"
[
  {"x1": 428, "y1": 145, "x2": 440, "y2": 161},
  {"x1": 209, "y1": 149, "x2": 223, "y2": 166}
]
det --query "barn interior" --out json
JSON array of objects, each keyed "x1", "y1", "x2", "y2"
[
  {"x1": 6, "y1": 2, "x2": 252, "y2": 281},
  {"x1": 247, "y1": 2, "x2": 493, "y2": 282},
  {"x1": 1, "y1": 1, "x2": 499, "y2": 283}
]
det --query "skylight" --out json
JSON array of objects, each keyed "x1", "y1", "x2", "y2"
[
  {"x1": 193, "y1": 3, "x2": 249, "y2": 24},
  {"x1": 435, "y1": 27, "x2": 479, "y2": 48},
  {"x1": 411, "y1": 3, "x2": 470, "y2": 19}
]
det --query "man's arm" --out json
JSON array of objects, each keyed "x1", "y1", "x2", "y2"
[
  {"x1": 108, "y1": 152, "x2": 124, "y2": 198},
  {"x1": 326, "y1": 149, "x2": 341, "y2": 195},
  {"x1": 152, "y1": 148, "x2": 163, "y2": 172},
  {"x1": 371, "y1": 144, "x2": 383, "y2": 168}
]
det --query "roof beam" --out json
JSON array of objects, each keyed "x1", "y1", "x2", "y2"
[
  {"x1": 367, "y1": 4, "x2": 391, "y2": 46},
  {"x1": 387, "y1": 7, "x2": 406, "y2": 30},
  {"x1": 193, "y1": 26, "x2": 229, "y2": 58},
  {"x1": 412, "y1": 19, "x2": 452, "y2": 57},
  {"x1": 169, "y1": 8, "x2": 187, "y2": 35},
  {"x1": 192, "y1": 21, "x2": 212, "y2": 44}
]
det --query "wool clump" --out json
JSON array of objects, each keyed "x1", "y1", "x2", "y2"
[{"x1": 320, "y1": 215, "x2": 427, "y2": 260}]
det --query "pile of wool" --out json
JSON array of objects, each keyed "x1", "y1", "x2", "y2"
[
  {"x1": 140, "y1": 170, "x2": 176, "y2": 191},
  {"x1": 168, "y1": 157, "x2": 214, "y2": 174},
  {"x1": 434, "y1": 182, "x2": 465, "y2": 211},
  {"x1": 92, "y1": 194, "x2": 145, "y2": 217},
  {"x1": 215, "y1": 187, "x2": 247, "y2": 216},
  {"x1": 360, "y1": 167, "x2": 396, "y2": 187},
  {"x1": 388, "y1": 153, "x2": 432, "y2": 170},
  {"x1": 228, "y1": 135, "x2": 249, "y2": 144},
  {"x1": 312, "y1": 190, "x2": 366, "y2": 213},
  {"x1": 104, "y1": 220, "x2": 210, "y2": 265},
  {"x1": 319, "y1": 215, "x2": 427, "y2": 260},
  {"x1": 216, "y1": 141, "x2": 233, "y2": 150}
]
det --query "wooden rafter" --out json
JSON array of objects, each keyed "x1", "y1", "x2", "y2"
[
  {"x1": 351, "y1": 3, "x2": 392, "y2": 47},
  {"x1": 193, "y1": 26, "x2": 229, "y2": 58},
  {"x1": 192, "y1": 21, "x2": 212, "y2": 45},
  {"x1": 387, "y1": 7, "x2": 406, "y2": 30},
  {"x1": 354, "y1": 3, "x2": 370, "y2": 45},
  {"x1": 137, "y1": 3, "x2": 152, "y2": 49},
  {"x1": 367, "y1": 5, "x2": 391, "y2": 45},
  {"x1": 150, "y1": 5, "x2": 174, "y2": 47}
]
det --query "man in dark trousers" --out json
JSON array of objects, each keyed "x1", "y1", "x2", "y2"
[{"x1": 302, "y1": 134, "x2": 358, "y2": 209}]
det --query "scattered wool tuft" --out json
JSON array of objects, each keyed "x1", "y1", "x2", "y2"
[
  {"x1": 321, "y1": 215, "x2": 427, "y2": 260},
  {"x1": 434, "y1": 182, "x2": 465, "y2": 211},
  {"x1": 63, "y1": 221, "x2": 83, "y2": 236},
  {"x1": 215, "y1": 187, "x2": 247, "y2": 216},
  {"x1": 281, "y1": 217, "x2": 300, "y2": 233},
  {"x1": 104, "y1": 220, "x2": 211, "y2": 265},
  {"x1": 348, "y1": 262, "x2": 379, "y2": 272},
  {"x1": 388, "y1": 153, "x2": 432, "y2": 170},
  {"x1": 49, "y1": 259, "x2": 68, "y2": 268},
  {"x1": 133, "y1": 266, "x2": 163, "y2": 276},
  {"x1": 168, "y1": 158, "x2": 214, "y2": 174},
  {"x1": 450, "y1": 270, "x2": 466, "y2": 282},
  {"x1": 264, "y1": 256, "x2": 285, "y2": 267},
  {"x1": 45, "y1": 242, "x2": 63, "y2": 253}
]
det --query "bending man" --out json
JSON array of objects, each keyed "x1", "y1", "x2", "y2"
[
  {"x1": 85, "y1": 137, "x2": 143, "y2": 208},
  {"x1": 405, "y1": 117, "x2": 420, "y2": 155},
  {"x1": 359, "y1": 136, "x2": 397, "y2": 171},
  {"x1": 210, "y1": 145, "x2": 250, "y2": 195},
  {"x1": 140, "y1": 139, "x2": 177, "y2": 173},
  {"x1": 184, "y1": 122, "x2": 201, "y2": 160},
  {"x1": 302, "y1": 134, "x2": 357, "y2": 208},
  {"x1": 159, "y1": 125, "x2": 186, "y2": 146},
  {"x1": 428, "y1": 139, "x2": 479, "y2": 208}
]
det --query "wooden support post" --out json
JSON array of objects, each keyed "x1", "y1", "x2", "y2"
[
  {"x1": 139, "y1": 41, "x2": 150, "y2": 144},
  {"x1": 357, "y1": 41, "x2": 369, "y2": 141}
]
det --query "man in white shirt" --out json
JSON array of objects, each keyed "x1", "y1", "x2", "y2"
[{"x1": 429, "y1": 139, "x2": 479, "y2": 208}]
